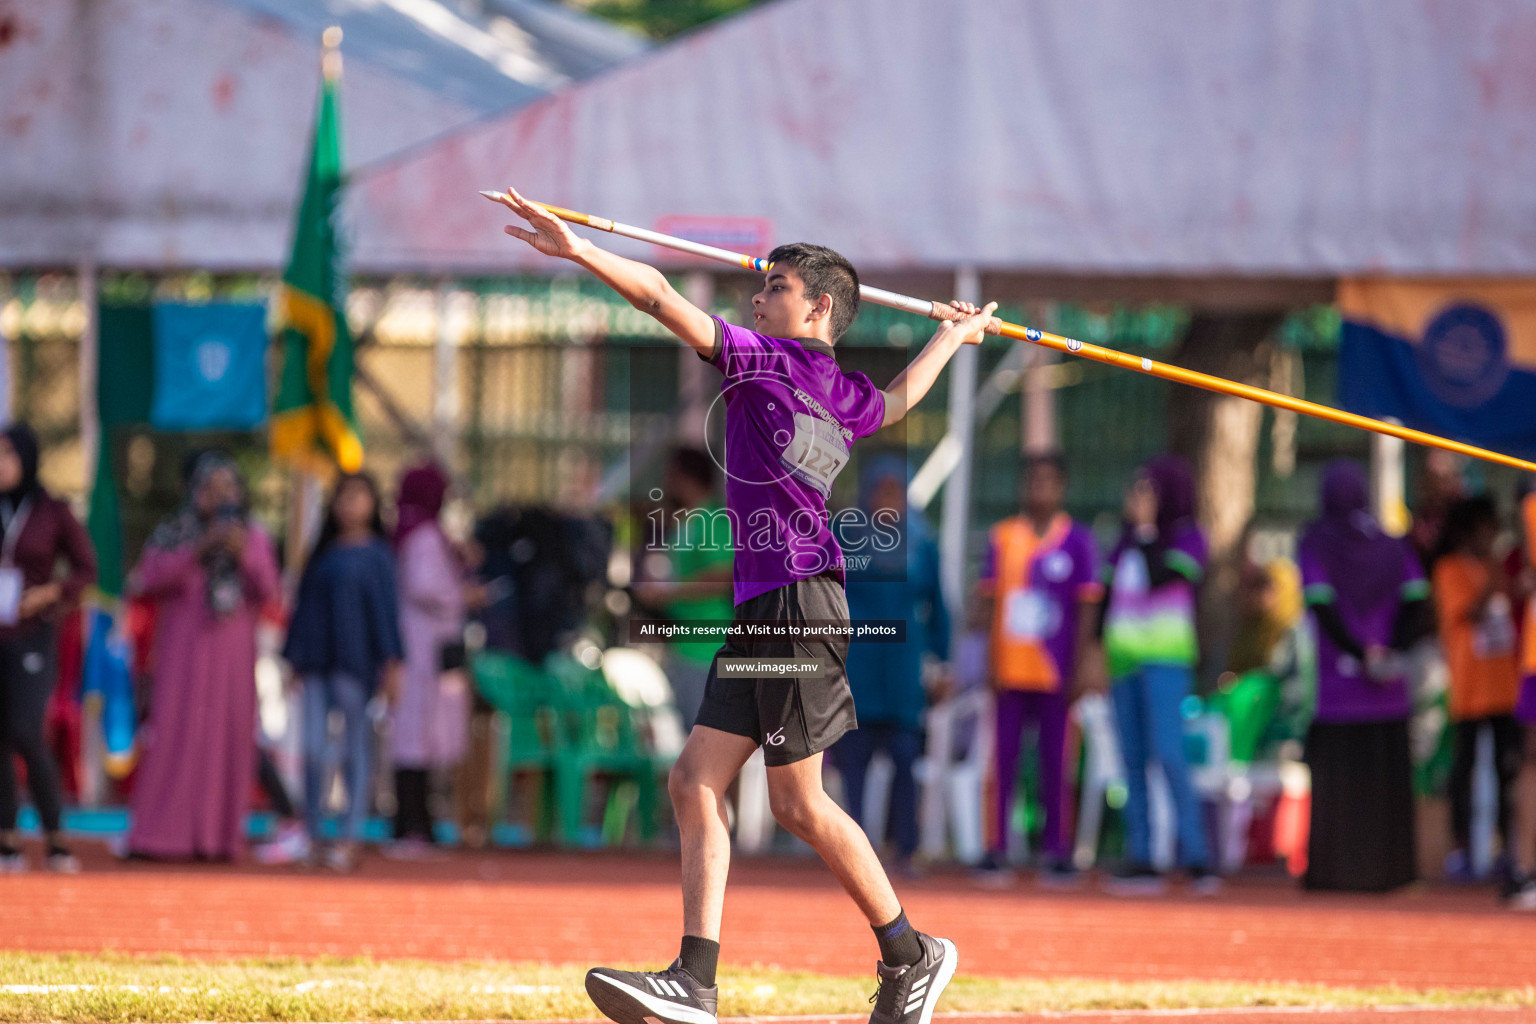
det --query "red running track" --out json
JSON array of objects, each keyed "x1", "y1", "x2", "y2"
[{"x1": 5, "y1": 845, "x2": 1535, "y2": 991}]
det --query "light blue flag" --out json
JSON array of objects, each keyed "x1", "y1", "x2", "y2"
[{"x1": 150, "y1": 303, "x2": 268, "y2": 430}]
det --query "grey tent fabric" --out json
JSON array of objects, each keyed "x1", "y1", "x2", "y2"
[
  {"x1": 348, "y1": 0, "x2": 1536, "y2": 276},
  {"x1": 0, "y1": 0, "x2": 644, "y2": 270}
]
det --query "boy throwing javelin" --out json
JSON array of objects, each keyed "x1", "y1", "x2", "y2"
[{"x1": 495, "y1": 187, "x2": 996, "y2": 1024}]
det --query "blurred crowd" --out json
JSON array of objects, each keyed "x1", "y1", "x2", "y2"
[{"x1": 1, "y1": 419, "x2": 1534, "y2": 913}]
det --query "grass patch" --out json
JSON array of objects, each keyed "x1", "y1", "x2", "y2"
[{"x1": 0, "y1": 953, "x2": 1531, "y2": 1022}]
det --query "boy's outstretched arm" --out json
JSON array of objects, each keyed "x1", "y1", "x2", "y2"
[
  {"x1": 881, "y1": 301, "x2": 999, "y2": 427},
  {"x1": 495, "y1": 186, "x2": 716, "y2": 356}
]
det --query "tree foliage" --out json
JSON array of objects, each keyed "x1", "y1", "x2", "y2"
[{"x1": 574, "y1": 0, "x2": 766, "y2": 40}]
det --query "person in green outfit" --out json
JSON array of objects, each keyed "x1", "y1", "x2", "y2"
[{"x1": 640, "y1": 448, "x2": 735, "y2": 729}]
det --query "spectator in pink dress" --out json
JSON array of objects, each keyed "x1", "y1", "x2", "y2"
[
  {"x1": 388, "y1": 462, "x2": 468, "y2": 855},
  {"x1": 126, "y1": 452, "x2": 280, "y2": 861}
]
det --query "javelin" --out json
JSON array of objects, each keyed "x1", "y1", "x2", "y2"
[{"x1": 479, "y1": 192, "x2": 1536, "y2": 474}]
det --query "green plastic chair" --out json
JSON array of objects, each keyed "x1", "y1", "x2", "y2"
[
  {"x1": 545, "y1": 654, "x2": 661, "y2": 847},
  {"x1": 472, "y1": 652, "x2": 562, "y2": 842},
  {"x1": 1208, "y1": 669, "x2": 1283, "y2": 764}
]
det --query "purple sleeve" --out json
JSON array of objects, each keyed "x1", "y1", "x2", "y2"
[
  {"x1": 1298, "y1": 538, "x2": 1325, "y2": 588},
  {"x1": 1173, "y1": 525, "x2": 1208, "y2": 569},
  {"x1": 978, "y1": 535, "x2": 998, "y2": 585},
  {"x1": 1073, "y1": 527, "x2": 1102, "y2": 590},
  {"x1": 711, "y1": 318, "x2": 777, "y2": 382},
  {"x1": 1401, "y1": 540, "x2": 1427, "y2": 585},
  {"x1": 842, "y1": 370, "x2": 887, "y2": 439}
]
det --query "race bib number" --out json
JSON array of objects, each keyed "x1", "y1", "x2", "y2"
[
  {"x1": 1474, "y1": 594, "x2": 1516, "y2": 658},
  {"x1": 781, "y1": 412, "x2": 850, "y2": 497},
  {"x1": 1111, "y1": 548, "x2": 1149, "y2": 596},
  {"x1": 0, "y1": 567, "x2": 20, "y2": 627},
  {"x1": 1003, "y1": 589, "x2": 1058, "y2": 641}
]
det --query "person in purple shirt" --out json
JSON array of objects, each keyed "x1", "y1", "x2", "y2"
[
  {"x1": 972, "y1": 454, "x2": 1103, "y2": 885},
  {"x1": 1299, "y1": 459, "x2": 1433, "y2": 892},
  {"x1": 495, "y1": 187, "x2": 994, "y2": 1024}
]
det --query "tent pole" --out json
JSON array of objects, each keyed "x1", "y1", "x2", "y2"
[
  {"x1": 76, "y1": 258, "x2": 103, "y2": 809},
  {"x1": 939, "y1": 265, "x2": 980, "y2": 637},
  {"x1": 1023, "y1": 302, "x2": 1057, "y2": 455},
  {"x1": 434, "y1": 279, "x2": 460, "y2": 465},
  {"x1": 1372, "y1": 417, "x2": 1408, "y2": 536}
]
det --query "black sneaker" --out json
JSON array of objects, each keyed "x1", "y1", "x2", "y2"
[
  {"x1": 1103, "y1": 863, "x2": 1167, "y2": 896},
  {"x1": 585, "y1": 961, "x2": 718, "y2": 1024},
  {"x1": 1186, "y1": 865, "x2": 1222, "y2": 897},
  {"x1": 970, "y1": 851, "x2": 1014, "y2": 887},
  {"x1": 868, "y1": 932, "x2": 957, "y2": 1024},
  {"x1": 1036, "y1": 859, "x2": 1082, "y2": 890}
]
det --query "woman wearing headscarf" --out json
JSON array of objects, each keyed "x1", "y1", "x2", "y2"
[
  {"x1": 1299, "y1": 460, "x2": 1431, "y2": 892},
  {"x1": 1101, "y1": 454, "x2": 1215, "y2": 894},
  {"x1": 388, "y1": 462, "x2": 468, "y2": 854},
  {"x1": 126, "y1": 452, "x2": 280, "y2": 861},
  {"x1": 830, "y1": 454, "x2": 949, "y2": 877},
  {"x1": 0, "y1": 422, "x2": 96, "y2": 873}
]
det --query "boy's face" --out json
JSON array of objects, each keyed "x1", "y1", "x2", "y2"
[
  {"x1": 1023, "y1": 462, "x2": 1065, "y2": 518},
  {"x1": 753, "y1": 266, "x2": 831, "y2": 340}
]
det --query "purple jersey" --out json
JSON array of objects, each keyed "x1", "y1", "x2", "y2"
[
  {"x1": 978, "y1": 515, "x2": 1103, "y2": 691},
  {"x1": 1102, "y1": 524, "x2": 1207, "y2": 678},
  {"x1": 1300, "y1": 533, "x2": 1426, "y2": 722},
  {"x1": 706, "y1": 318, "x2": 887, "y2": 604}
]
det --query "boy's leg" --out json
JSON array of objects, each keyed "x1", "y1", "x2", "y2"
[
  {"x1": 1036, "y1": 689, "x2": 1072, "y2": 864},
  {"x1": 1142, "y1": 664, "x2": 1208, "y2": 870},
  {"x1": 765, "y1": 751, "x2": 957, "y2": 1024},
  {"x1": 764, "y1": 751, "x2": 900, "y2": 926},
  {"x1": 1449, "y1": 718, "x2": 1478, "y2": 854},
  {"x1": 584, "y1": 725, "x2": 754, "y2": 1024},
  {"x1": 669, "y1": 726, "x2": 759, "y2": 939},
  {"x1": 1492, "y1": 714, "x2": 1523, "y2": 860},
  {"x1": 989, "y1": 690, "x2": 1028, "y2": 861},
  {"x1": 1109, "y1": 673, "x2": 1152, "y2": 866},
  {"x1": 1518, "y1": 724, "x2": 1536, "y2": 877}
]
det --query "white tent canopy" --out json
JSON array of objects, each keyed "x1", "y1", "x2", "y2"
[
  {"x1": 348, "y1": 0, "x2": 1536, "y2": 278},
  {"x1": 0, "y1": 0, "x2": 644, "y2": 270}
]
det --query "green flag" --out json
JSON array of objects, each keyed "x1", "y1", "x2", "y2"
[{"x1": 271, "y1": 41, "x2": 362, "y2": 473}]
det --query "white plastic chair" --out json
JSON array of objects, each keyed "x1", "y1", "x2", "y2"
[
  {"x1": 1071, "y1": 693, "x2": 1123, "y2": 870},
  {"x1": 916, "y1": 687, "x2": 993, "y2": 864},
  {"x1": 734, "y1": 748, "x2": 775, "y2": 853}
]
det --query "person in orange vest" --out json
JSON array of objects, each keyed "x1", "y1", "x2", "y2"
[
  {"x1": 972, "y1": 453, "x2": 1104, "y2": 884},
  {"x1": 1432, "y1": 495, "x2": 1521, "y2": 886},
  {"x1": 1509, "y1": 482, "x2": 1536, "y2": 909}
]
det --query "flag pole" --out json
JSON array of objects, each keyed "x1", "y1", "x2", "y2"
[
  {"x1": 283, "y1": 25, "x2": 345, "y2": 588},
  {"x1": 480, "y1": 192, "x2": 1536, "y2": 475}
]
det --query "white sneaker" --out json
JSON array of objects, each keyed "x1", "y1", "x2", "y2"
[
  {"x1": 382, "y1": 838, "x2": 445, "y2": 861},
  {"x1": 323, "y1": 842, "x2": 358, "y2": 874},
  {"x1": 253, "y1": 823, "x2": 311, "y2": 866},
  {"x1": 46, "y1": 849, "x2": 81, "y2": 874},
  {"x1": 0, "y1": 848, "x2": 27, "y2": 874},
  {"x1": 1508, "y1": 880, "x2": 1536, "y2": 911}
]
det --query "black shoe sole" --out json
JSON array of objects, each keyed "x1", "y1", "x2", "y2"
[{"x1": 585, "y1": 971, "x2": 718, "y2": 1024}]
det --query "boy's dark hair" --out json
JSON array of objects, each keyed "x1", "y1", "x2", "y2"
[
  {"x1": 668, "y1": 446, "x2": 716, "y2": 491},
  {"x1": 1434, "y1": 494, "x2": 1499, "y2": 563},
  {"x1": 1022, "y1": 451, "x2": 1068, "y2": 479},
  {"x1": 767, "y1": 242, "x2": 860, "y2": 341}
]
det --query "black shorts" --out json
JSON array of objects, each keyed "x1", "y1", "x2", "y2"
[{"x1": 695, "y1": 573, "x2": 857, "y2": 766}]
